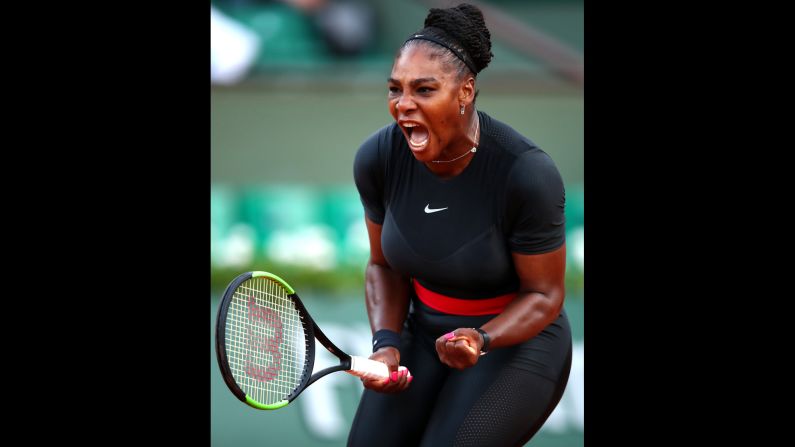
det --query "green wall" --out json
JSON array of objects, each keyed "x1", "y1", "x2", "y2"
[{"x1": 211, "y1": 87, "x2": 583, "y2": 187}]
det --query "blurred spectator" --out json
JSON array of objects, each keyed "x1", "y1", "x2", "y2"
[
  {"x1": 210, "y1": 5, "x2": 262, "y2": 85},
  {"x1": 312, "y1": 0, "x2": 376, "y2": 57},
  {"x1": 214, "y1": 0, "x2": 376, "y2": 58}
]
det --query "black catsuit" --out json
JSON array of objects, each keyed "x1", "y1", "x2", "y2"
[{"x1": 348, "y1": 111, "x2": 572, "y2": 447}]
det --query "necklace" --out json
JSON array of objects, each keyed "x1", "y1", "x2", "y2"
[{"x1": 432, "y1": 115, "x2": 480, "y2": 164}]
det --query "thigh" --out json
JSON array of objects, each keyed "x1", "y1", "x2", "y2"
[
  {"x1": 347, "y1": 323, "x2": 448, "y2": 447},
  {"x1": 447, "y1": 366, "x2": 563, "y2": 447},
  {"x1": 420, "y1": 334, "x2": 572, "y2": 446}
]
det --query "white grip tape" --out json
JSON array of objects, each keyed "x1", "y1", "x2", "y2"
[{"x1": 347, "y1": 356, "x2": 410, "y2": 380}]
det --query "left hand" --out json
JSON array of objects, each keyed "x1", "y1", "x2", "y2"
[{"x1": 435, "y1": 328, "x2": 482, "y2": 369}]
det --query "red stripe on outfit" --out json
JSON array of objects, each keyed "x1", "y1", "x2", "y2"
[{"x1": 412, "y1": 279, "x2": 517, "y2": 316}]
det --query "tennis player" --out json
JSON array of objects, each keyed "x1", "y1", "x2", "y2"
[{"x1": 347, "y1": 3, "x2": 572, "y2": 446}]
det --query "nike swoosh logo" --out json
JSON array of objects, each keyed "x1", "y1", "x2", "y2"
[{"x1": 424, "y1": 204, "x2": 449, "y2": 214}]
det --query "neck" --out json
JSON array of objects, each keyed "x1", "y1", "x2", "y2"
[
  {"x1": 464, "y1": 109, "x2": 479, "y2": 147},
  {"x1": 425, "y1": 110, "x2": 479, "y2": 177}
]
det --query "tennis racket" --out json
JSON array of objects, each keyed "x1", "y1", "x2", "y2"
[{"x1": 215, "y1": 271, "x2": 408, "y2": 410}]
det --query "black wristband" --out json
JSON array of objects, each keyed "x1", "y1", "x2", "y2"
[
  {"x1": 474, "y1": 328, "x2": 490, "y2": 354},
  {"x1": 372, "y1": 329, "x2": 401, "y2": 353}
]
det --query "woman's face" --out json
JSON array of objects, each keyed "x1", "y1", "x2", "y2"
[{"x1": 388, "y1": 45, "x2": 472, "y2": 163}]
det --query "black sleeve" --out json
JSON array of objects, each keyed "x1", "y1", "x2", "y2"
[
  {"x1": 353, "y1": 127, "x2": 388, "y2": 225},
  {"x1": 506, "y1": 150, "x2": 566, "y2": 254}
]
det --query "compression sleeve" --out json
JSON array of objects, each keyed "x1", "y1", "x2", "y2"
[
  {"x1": 353, "y1": 127, "x2": 388, "y2": 224},
  {"x1": 506, "y1": 150, "x2": 566, "y2": 254}
]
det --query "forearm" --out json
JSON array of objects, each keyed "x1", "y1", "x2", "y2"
[
  {"x1": 365, "y1": 259, "x2": 411, "y2": 334},
  {"x1": 480, "y1": 289, "x2": 564, "y2": 350},
  {"x1": 359, "y1": 259, "x2": 412, "y2": 393}
]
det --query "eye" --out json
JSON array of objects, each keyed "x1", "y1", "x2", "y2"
[
  {"x1": 388, "y1": 86, "x2": 400, "y2": 94},
  {"x1": 417, "y1": 87, "x2": 433, "y2": 94}
]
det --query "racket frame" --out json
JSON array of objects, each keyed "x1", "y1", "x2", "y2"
[{"x1": 215, "y1": 271, "x2": 354, "y2": 410}]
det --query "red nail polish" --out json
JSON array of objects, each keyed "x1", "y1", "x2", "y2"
[
  {"x1": 391, "y1": 371, "x2": 398, "y2": 382},
  {"x1": 444, "y1": 332, "x2": 455, "y2": 340}
]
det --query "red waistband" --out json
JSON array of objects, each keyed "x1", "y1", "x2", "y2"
[{"x1": 412, "y1": 279, "x2": 517, "y2": 316}]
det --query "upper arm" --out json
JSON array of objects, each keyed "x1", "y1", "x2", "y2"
[
  {"x1": 364, "y1": 216, "x2": 389, "y2": 266},
  {"x1": 353, "y1": 129, "x2": 387, "y2": 225},
  {"x1": 507, "y1": 151, "x2": 567, "y2": 309},
  {"x1": 512, "y1": 244, "x2": 566, "y2": 310},
  {"x1": 355, "y1": 128, "x2": 394, "y2": 267},
  {"x1": 507, "y1": 152, "x2": 566, "y2": 254}
]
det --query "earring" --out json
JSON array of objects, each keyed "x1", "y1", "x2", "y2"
[{"x1": 460, "y1": 104, "x2": 465, "y2": 115}]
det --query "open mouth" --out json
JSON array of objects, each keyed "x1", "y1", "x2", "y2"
[{"x1": 402, "y1": 122, "x2": 429, "y2": 149}]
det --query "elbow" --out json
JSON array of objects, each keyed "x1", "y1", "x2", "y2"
[
  {"x1": 521, "y1": 284, "x2": 565, "y2": 320},
  {"x1": 554, "y1": 284, "x2": 565, "y2": 314},
  {"x1": 548, "y1": 284, "x2": 565, "y2": 317}
]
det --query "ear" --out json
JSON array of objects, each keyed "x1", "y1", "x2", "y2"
[{"x1": 458, "y1": 77, "x2": 476, "y2": 106}]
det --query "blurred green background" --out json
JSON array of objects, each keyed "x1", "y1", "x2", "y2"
[{"x1": 211, "y1": 0, "x2": 583, "y2": 445}]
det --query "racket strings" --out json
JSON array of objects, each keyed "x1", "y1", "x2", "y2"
[
  {"x1": 228, "y1": 281, "x2": 304, "y2": 403},
  {"x1": 225, "y1": 277, "x2": 310, "y2": 405}
]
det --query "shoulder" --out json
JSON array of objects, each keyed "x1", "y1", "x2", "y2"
[
  {"x1": 506, "y1": 149, "x2": 564, "y2": 206},
  {"x1": 479, "y1": 112, "x2": 562, "y2": 185},
  {"x1": 354, "y1": 123, "x2": 402, "y2": 171},
  {"x1": 479, "y1": 112, "x2": 536, "y2": 157},
  {"x1": 511, "y1": 148, "x2": 561, "y2": 182},
  {"x1": 353, "y1": 122, "x2": 403, "y2": 188},
  {"x1": 356, "y1": 122, "x2": 401, "y2": 158},
  {"x1": 478, "y1": 113, "x2": 563, "y2": 200}
]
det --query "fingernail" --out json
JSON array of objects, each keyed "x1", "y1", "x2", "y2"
[
  {"x1": 407, "y1": 375, "x2": 413, "y2": 383},
  {"x1": 391, "y1": 371, "x2": 398, "y2": 382},
  {"x1": 444, "y1": 332, "x2": 455, "y2": 340},
  {"x1": 383, "y1": 376, "x2": 391, "y2": 384}
]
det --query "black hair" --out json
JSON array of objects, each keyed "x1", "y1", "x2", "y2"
[{"x1": 400, "y1": 3, "x2": 493, "y2": 80}]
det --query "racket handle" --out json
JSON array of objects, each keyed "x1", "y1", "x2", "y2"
[{"x1": 347, "y1": 356, "x2": 410, "y2": 380}]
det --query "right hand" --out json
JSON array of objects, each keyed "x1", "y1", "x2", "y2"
[{"x1": 360, "y1": 346, "x2": 412, "y2": 394}]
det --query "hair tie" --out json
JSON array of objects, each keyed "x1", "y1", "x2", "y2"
[{"x1": 404, "y1": 33, "x2": 478, "y2": 75}]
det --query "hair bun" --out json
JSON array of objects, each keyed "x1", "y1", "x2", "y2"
[{"x1": 423, "y1": 3, "x2": 493, "y2": 73}]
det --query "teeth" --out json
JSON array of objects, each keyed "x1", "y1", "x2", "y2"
[
  {"x1": 401, "y1": 122, "x2": 427, "y2": 148},
  {"x1": 409, "y1": 137, "x2": 428, "y2": 148}
]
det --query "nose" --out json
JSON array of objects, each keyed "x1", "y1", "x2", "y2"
[{"x1": 394, "y1": 96, "x2": 416, "y2": 114}]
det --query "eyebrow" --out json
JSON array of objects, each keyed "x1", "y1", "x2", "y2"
[{"x1": 387, "y1": 77, "x2": 439, "y2": 86}]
